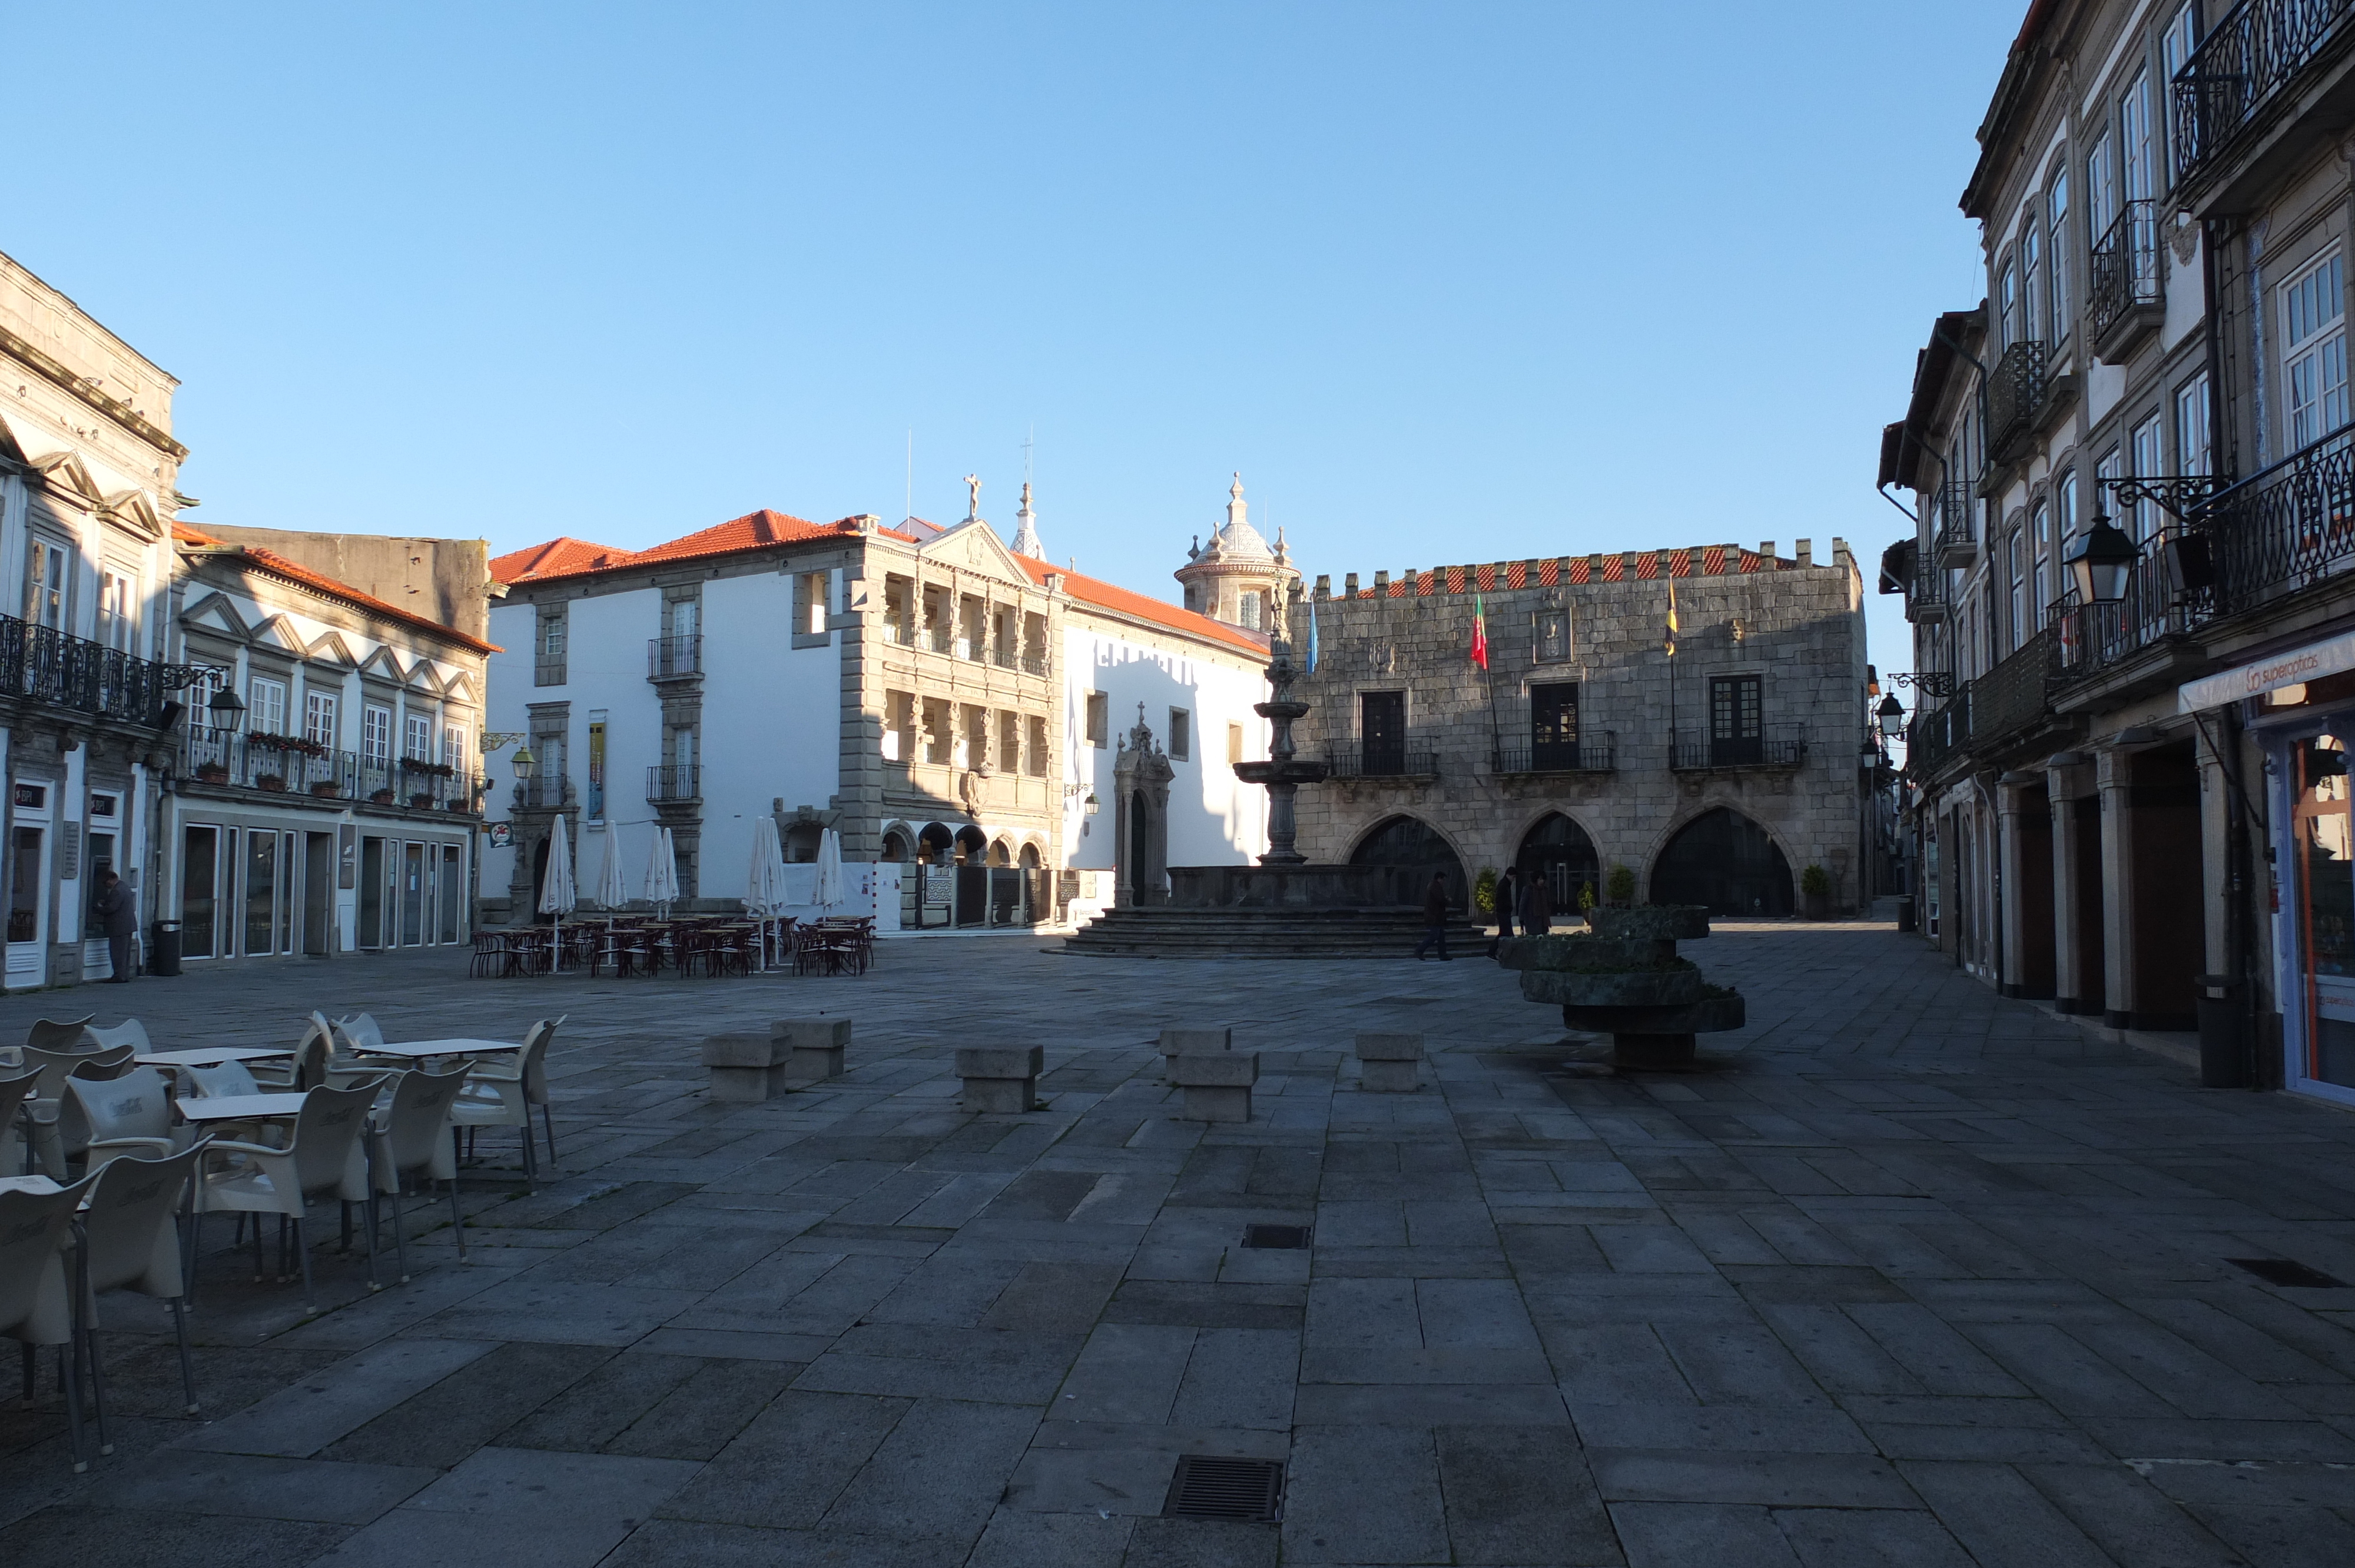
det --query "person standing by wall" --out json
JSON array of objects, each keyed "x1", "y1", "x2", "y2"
[
  {"x1": 1521, "y1": 869, "x2": 1553, "y2": 937},
  {"x1": 1488, "y1": 866, "x2": 1518, "y2": 958},
  {"x1": 1414, "y1": 871, "x2": 1453, "y2": 961},
  {"x1": 94, "y1": 869, "x2": 136, "y2": 984}
]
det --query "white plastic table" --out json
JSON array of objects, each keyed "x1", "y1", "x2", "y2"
[
  {"x1": 174, "y1": 1093, "x2": 307, "y2": 1124},
  {"x1": 366, "y1": 1039, "x2": 524, "y2": 1059},
  {"x1": 137, "y1": 1048, "x2": 294, "y2": 1068},
  {"x1": 0, "y1": 1174, "x2": 61, "y2": 1195}
]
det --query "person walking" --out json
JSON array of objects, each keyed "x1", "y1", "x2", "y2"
[
  {"x1": 1521, "y1": 868, "x2": 1554, "y2": 937},
  {"x1": 1413, "y1": 871, "x2": 1454, "y2": 961},
  {"x1": 1487, "y1": 866, "x2": 1519, "y2": 958},
  {"x1": 94, "y1": 869, "x2": 136, "y2": 984}
]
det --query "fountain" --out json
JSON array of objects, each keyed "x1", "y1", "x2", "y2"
[
  {"x1": 1232, "y1": 617, "x2": 1327, "y2": 865},
  {"x1": 1493, "y1": 905, "x2": 1745, "y2": 1069}
]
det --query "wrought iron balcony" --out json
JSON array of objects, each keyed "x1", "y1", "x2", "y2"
[
  {"x1": 515, "y1": 776, "x2": 573, "y2": 810},
  {"x1": 1933, "y1": 479, "x2": 1977, "y2": 568},
  {"x1": 181, "y1": 729, "x2": 482, "y2": 813},
  {"x1": 2090, "y1": 199, "x2": 2165, "y2": 357},
  {"x1": 646, "y1": 764, "x2": 701, "y2": 803},
  {"x1": 1493, "y1": 735, "x2": 1617, "y2": 774},
  {"x1": 0, "y1": 617, "x2": 183, "y2": 727},
  {"x1": 647, "y1": 634, "x2": 702, "y2": 680},
  {"x1": 1907, "y1": 563, "x2": 1951, "y2": 623},
  {"x1": 1328, "y1": 745, "x2": 1438, "y2": 779},
  {"x1": 1671, "y1": 726, "x2": 1809, "y2": 772},
  {"x1": 1021, "y1": 651, "x2": 1052, "y2": 677},
  {"x1": 1909, "y1": 627, "x2": 2059, "y2": 779},
  {"x1": 2173, "y1": 0, "x2": 2355, "y2": 188},
  {"x1": 1906, "y1": 690, "x2": 1968, "y2": 780},
  {"x1": 1986, "y1": 340, "x2": 2052, "y2": 464},
  {"x1": 2193, "y1": 424, "x2": 2355, "y2": 617}
]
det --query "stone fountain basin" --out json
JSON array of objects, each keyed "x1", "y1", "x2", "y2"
[
  {"x1": 1553, "y1": 994, "x2": 1747, "y2": 1035},
  {"x1": 1495, "y1": 935, "x2": 1677, "y2": 972},
  {"x1": 1583, "y1": 905, "x2": 1713, "y2": 941},
  {"x1": 1518, "y1": 964, "x2": 1704, "y2": 1009}
]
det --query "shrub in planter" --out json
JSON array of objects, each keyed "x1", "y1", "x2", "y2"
[
  {"x1": 194, "y1": 763, "x2": 229, "y2": 784},
  {"x1": 309, "y1": 780, "x2": 342, "y2": 798},
  {"x1": 1800, "y1": 863, "x2": 1833, "y2": 919},
  {"x1": 256, "y1": 773, "x2": 287, "y2": 792},
  {"x1": 408, "y1": 791, "x2": 436, "y2": 809},
  {"x1": 369, "y1": 788, "x2": 397, "y2": 805},
  {"x1": 1604, "y1": 864, "x2": 1637, "y2": 905},
  {"x1": 1472, "y1": 866, "x2": 1499, "y2": 916}
]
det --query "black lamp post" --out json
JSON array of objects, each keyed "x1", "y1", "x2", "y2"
[
  {"x1": 2063, "y1": 509, "x2": 2141, "y2": 603},
  {"x1": 207, "y1": 685, "x2": 246, "y2": 733},
  {"x1": 1876, "y1": 694, "x2": 1905, "y2": 739}
]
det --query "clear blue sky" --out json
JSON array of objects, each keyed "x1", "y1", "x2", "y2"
[{"x1": 8, "y1": 2, "x2": 2020, "y2": 678}]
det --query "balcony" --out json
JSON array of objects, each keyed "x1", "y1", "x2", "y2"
[
  {"x1": 1493, "y1": 735, "x2": 1617, "y2": 775},
  {"x1": 2194, "y1": 424, "x2": 2355, "y2": 617},
  {"x1": 647, "y1": 764, "x2": 701, "y2": 803},
  {"x1": 1907, "y1": 564, "x2": 1951, "y2": 624},
  {"x1": 1910, "y1": 627, "x2": 2058, "y2": 780},
  {"x1": 0, "y1": 617, "x2": 182, "y2": 727},
  {"x1": 1934, "y1": 479, "x2": 1977, "y2": 568},
  {"x1": 2091, "y1": 200, "x2": 2166, "y2": 361},
  {"x1": 515, "y1": 776, "x2": 573, "y2": 811},
  {"x1": 1986, "y1": 340, "x2": 2055, "y2": 465},
  {"x1": 181, "y1": 729, "x2": 482, "y2": 814},
  {"x1": 647, "y1": 635, "x2": 702, "y2": 681},
  {"x1": 1329, "y1": 745, "x2": 1439, "y2": 779},
  {"x1": 2173, "y1": 0, "x2": 2355, "y2": 191},
  {"x1": 986, "y1": 647, "x2": 1054, "y2": 677},
  {"x1": 1671, "y1": 726, "x2": 1808, "y2": 772}
]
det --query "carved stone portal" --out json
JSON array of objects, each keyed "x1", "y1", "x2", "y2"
[{"x1": 1113, "y1": 707, "x2": 1173, "y2": 909}]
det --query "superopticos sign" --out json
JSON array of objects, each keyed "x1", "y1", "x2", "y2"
[{"x1": 2178, "y1": 629, "x2": 2355, "y2": 712}]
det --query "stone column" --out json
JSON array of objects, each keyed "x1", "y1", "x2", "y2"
[
  {"x1": 2048, "y1": 765, "x2": 2083, "y2": 1012},
  {"x1": 2098, "y1": 748, "x2": 2137, "y2": 1029},
  {"x1": 2195, "y1": 719, "x2": 2234, "y2": 982},
  {"x1": 1997, "y1": 780, "x2": 2032, "y2": 996}
]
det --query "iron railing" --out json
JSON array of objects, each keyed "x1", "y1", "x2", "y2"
[
  {"x1": 2173, "y1": 0, "x2": 2355, "y2": 185},
  {"x1": 1672, "y1": 726, "x2": 1809, "y2": 771},
  {"x1": 1908, "y1": 563, "x2": 1951, "y2": 622},
  {"x1": 0, "y1": 619, "x2": 181, "y2": 727},
  {"x1": 2091, "y1": 198, "x2": 2164, "y2": 343},
  {"x1": 1329, "y1": 745, "x2": 1439, "y2": 778},
  {"x1": 1908, "y1": 690, "x2": 1968, "y2": 780},
  {"x1": 515, "y1": 776, "x2": 573, "y2": 810},
  {"x1": 1021, "y1": 652, "x2": 1052, "y2": 676},
  {"x1": 1493, "y1": 734, "x2": 1617, "y2": 774},
  {"x1": 1934, "y1": 480, "x2": 1976, "y2": 565},
  {"x1": 646, "y1": 764, "x2": 701, "y2": 802},
  {"x1": 182, "y1": 729, "x2": 482, "y2": 812},
  {"x1": 647, "y1": 634, "x2": 702, "y2": 679},
  {"x1": 1986, "y1": 339, "x2": 2051, "y2": 461},
  {"x1": 2198, "y1": 424, "x2": 2355, "y2": 612},
  {"x1": 1975, "y1": 624, "x2": 2060, "y2": 745}
]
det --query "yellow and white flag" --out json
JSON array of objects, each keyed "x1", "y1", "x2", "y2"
[{"x1": 1664, "y1": 582, "x2": 1680, "y2": 658}]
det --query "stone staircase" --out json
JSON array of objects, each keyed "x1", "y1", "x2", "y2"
[{"x1": 1061, "y1": 906, "x2": 1489, "y2": 959}]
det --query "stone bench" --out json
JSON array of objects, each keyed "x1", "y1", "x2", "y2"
[
  {"x1": 1158, "y1": 1026, "x2": 1231, "y2": 1082},
  {"x1": 702, "y1": 1031, "x2": 791, "y2": 1102},
  {"x1": 1170, "y1": 1051, "x2": 1258, "y2": 1122},
  {"x1": 777, "y1": 1016, "x2": 850, "y2": 1079},
  {"x1": 956, "y1": 1044, "x2": 1043, "y2": 1114},
  {"x1": 1355, "y1": 1031, "x2": 1425, "y2": 1093}
]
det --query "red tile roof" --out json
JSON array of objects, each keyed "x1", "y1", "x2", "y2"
[
  {"x1": 174, "y1": 523, "x2": 500, "y2": 655},
  {"x1": 1347, "y1": 547, "x2": 1799, "y2": 598},
  {"x1": 489, "y1": 511, "x2": 920, "y2": 586},
  {"x1": 1012, "y1": 557, "x2": 1269, "y2": 656}
]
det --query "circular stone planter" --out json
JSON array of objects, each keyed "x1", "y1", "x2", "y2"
[
  {"x1": 1517, "y1": 965, "x2": 1703, "y2": 1008},
  {"x1": 1584, "y1": 905, "x2": 1711, "y2": 942}
]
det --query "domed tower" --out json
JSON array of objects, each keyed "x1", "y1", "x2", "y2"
[{"x1": 1174, "y1": 474, "x2": 1299, "y2": 632}]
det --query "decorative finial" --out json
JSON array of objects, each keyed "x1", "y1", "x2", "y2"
[
  {"x1": 963, "y1": 474, "x2": 981, "y2": 521},
  {"x1": 1226, "y1": 473, "x2": 1246, "y2": 533},
  {"x1": 1274, "y1": 524, "x2": 1290, "y2": 566},
  {"x1": 1010, "y1": 481, "x2": 1043, "y2": 558}
]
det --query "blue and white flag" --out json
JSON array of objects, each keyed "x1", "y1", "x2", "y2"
[{"x1": 1306, "y1": 602, "x2": 1319, "y2": 674}]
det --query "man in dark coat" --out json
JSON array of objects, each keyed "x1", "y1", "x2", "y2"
[
  {"x1": 94, "y1": 869, "x2": 135, "y2": 983},
  {"x1": 1521, "y1": 871, "x2": 1554, "y2": 937},
  {"x1": 1413, "y1": 871, "x2": 1453, "y2": 961},
  {"x1": 1487, "y1": 866, "x2": 1518, "y2": 958}
]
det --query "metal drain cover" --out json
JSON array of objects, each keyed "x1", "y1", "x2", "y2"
[
  {"x1": 1242, "y1": 1224, "x2": 1310, "y2": 1250},
  {"x1": 1163, "y1": 1454, "x2": 1284, "y2": 1520},
  {"x1": 2229, "y1": 1257, "x2": 2348, "y2": 1288}
]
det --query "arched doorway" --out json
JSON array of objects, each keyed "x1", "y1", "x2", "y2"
[
  {"x1": 880, "y1": 829, "x2": 913, "y2": 862},
  {"x1": 1651, "y1": 808, "x2": 1793, "y2": 916},
  {"x1": 1517, "y1": 813, "x2": 1600, "y2": 913},
  {"x1": 784, "y1": 823, "x2": 823, "y2": 863},
  {"x1": 953, "y1": 826, "x2": 989, "y2": 926},
  {"x1": 1349, "y1": 815, "x2": 1467, "y2": 907},
  {"x1": 912, "y1": 824, "x2": 956, "y2": 929}
]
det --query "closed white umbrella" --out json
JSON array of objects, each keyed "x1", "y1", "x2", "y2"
[
  {"x1": 539, "y1": 815, "x2": 578, "y2": 970},
  {"x1": 645, "y1": 825, "x2": 681, "y2": 916},
  {"x1": 595, "y1": 827, "x2": 628, "y2": 912},
  {"x1": 744, "y1": 816, "x2": 790, "y2": 968},
  {"x1": 815, "y1": 827, "x2": 845, "y2": 910}
]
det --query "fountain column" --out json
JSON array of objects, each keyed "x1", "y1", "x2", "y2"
[{"x1": 1235, "y1": 604, "x2": 1329, "y2": 866}]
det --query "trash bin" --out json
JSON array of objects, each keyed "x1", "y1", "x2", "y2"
[
  {"x1": 2195, "y1": 974, "x2": 2245, "y2": 1088},
  {"x1": 150, "y1": 919, "x2": 182, "y2": 978},
  {"x1": 1896, "y1": 896, "x2": 1916, "y2": 934}
]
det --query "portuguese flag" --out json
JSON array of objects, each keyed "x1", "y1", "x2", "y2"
[{"x1": 1470, "y1": 593, "x2": 1488, "y2": 671}]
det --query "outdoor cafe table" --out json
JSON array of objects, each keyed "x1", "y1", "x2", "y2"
[
  {"x1": 0, "y1": 1174, "x2": 62, "y2": 1196},
  {"x1": 361, "y1": 1038, "x2": 525, "y2": 1064},
  {"x1": 136, "y1": 1047, "x2": 295, "y2": 1069},
  {"x1": 173, "y1": 1093, "x2": 307, "y2": 1125}
]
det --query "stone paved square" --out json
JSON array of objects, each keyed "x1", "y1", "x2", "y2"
[{"x1": 8, "y1": 923, "x2": 2355, "y2": 1565}]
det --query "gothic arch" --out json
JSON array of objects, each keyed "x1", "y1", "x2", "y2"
[
  {"x1": 1347, "y1": 814, "x2": 1469, "y2": 905},
  {"x1": 1648, "y1": 806, "x2": 1795, "y2": 917},
  {"x1": 1514, "y1": 810, "x2": 1601, "y2": 911}
]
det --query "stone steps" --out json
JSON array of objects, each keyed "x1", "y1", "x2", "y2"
[{"x1": 1062, "y1": 908, "x2": 1488, "y2": 958}]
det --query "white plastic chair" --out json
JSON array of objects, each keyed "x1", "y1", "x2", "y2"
[
  {"x1": 251, "y1": 1017, "x2": 331, "y2": 1091},
  {"x1": 194, "y1": 1084, "x2": 377, "y2": 1312},
  {"x1": 452, "y1": 1016, "x2": 563, "y2": 1192},
  {"x1": 1, "y1": 1068, "x2": 37, "y2": 1178},
  {"x1": 1, "y1": 1176, "x2": 98, "y2": 1470},
  {"x1": 24, "y1": 1016, "x2": 94, "y2": 1055},
  {"x1": 367, "y1": 1062, "x2": 472, "y2": 1284},
  {"x1": 24, "y1": 1048, "x2": 136, "y2": 1177},
  {"x1": 331, "y1": 1013, "x2": 387, "y2": 1057},
  {"x1": 183, "y1": 1060, "x2": 263, "y2": 1099},
  {"x1": 61, "y1": 1068, "x2": 185, "y2": 1172},
  {"x1": 76, "y1": 1144, "x2": 208, "y2": 1439},
  {"x1": 78, "y1": 1021, "x2": 151, "y2": 1055}
]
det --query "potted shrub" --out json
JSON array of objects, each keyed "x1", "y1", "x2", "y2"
[
  {"x1": 1800, "y1": 863, "x2": 1833, "y2": 920},
  {"x1": 409, "y1": 790, "x2": 436, "y2": 809},
  {"x1": 1604, "y1": 864, "x2": 1637, "y2": 906},
  {"x1": 369, "y1": 786, "x2": 397, "y2": 805},
  {"x1": 194, "y1": 762, "x2": 230, "y2": 785},
  {"x1": 256, "y1": 773, "x2": 286, "y2": 793},
  {"x1": 309, "y1": 779, "x2": 342, "y2": 799},
  {"x1": 1472, "y1": 866, "x2": 1499, "y2": 921}
]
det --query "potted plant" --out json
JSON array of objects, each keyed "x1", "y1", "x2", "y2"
[
  {"x1": 409, "y1": 790, "x2": 436, "y2": 809},
  {"x1": 1604, "y1": 865, "x2": 1637, "y2": 907},
  {"x1": 1800, "y1": 863, "x2": 1833, "y2": 921},
  {"x1": 309, "y1": 779, "x2": 342, "y2": 799},
  {"x1": 369, "y1": 788, "x2": 397, "y2": 804},
  {"x1": 194, "y1": 761, "x2": 230, "y2": 785},
  {"x1": 256, "y1": 773, "x2": 286, "y2": 793},
  {"x1": 1472, "y1": 866, "x2": 1499, "y2": 921}
]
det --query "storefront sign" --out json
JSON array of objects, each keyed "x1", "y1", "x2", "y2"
[{"x1": 2179, "y1": 628, "x2": 2355, "y2": 712}]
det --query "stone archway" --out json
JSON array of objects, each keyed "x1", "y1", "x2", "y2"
[
  {"x1": 1349, "y1": 815, "x2": 1467, "y2": 907},
  {"x1": 1516, "y1": 812, "x2": 1600, "y2": 913},
  {"x1": 1651, "y1": 807, "x2": 1793, "y2": 916},
  {"x1": 1113, "y1": 707, "x2": 1173, "y2": 908}
]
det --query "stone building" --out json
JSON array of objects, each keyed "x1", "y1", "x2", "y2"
[
  {"x1": 482, "y1": 481, "x2": 1273, "y2": 930},
  {"x1": 1879, "y1": 0, "x2": 2355, "y2": 1109},
  {"x1": 1287, "y1": 542, "x2": 1871, "y2": 916}
]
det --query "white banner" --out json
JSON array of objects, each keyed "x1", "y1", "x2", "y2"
[{"x1": 2178, "y1": 628, "x2": 2355, "y2": 712}]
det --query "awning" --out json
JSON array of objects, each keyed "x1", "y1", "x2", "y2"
[{"x1": 2178, "y1": 627, "x2": 2355, "y2": 711}]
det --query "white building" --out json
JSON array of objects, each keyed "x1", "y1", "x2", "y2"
[{"x1": 481, "y1": 482, "x2": 1281, "y2": 928}]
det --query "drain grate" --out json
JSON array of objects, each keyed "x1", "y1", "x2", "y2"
[
  {"x1": 2229, "y1": 1257, "x2": 2349, "y2": 1288},
  {"x1": 1242, "y1": 1224, "x2": 1310, "y2": 1250},
  {"x1": 1163, "y1": 1455, "x2": 1284, "y2": 1520}
]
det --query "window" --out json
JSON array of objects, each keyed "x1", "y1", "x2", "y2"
[
  {"x1": 2056, "y1": 467, "x2": 2079, "y2": 547},
  {"x1": 304, "y1": 690, "x2": 338, "y2": 748},
  {"x1": 1086, "y1": 692, "x2": 1108, "y2": 748},
  {"x1": 1360, "y1": 690, "x2": 1407, "y2": 773},
  {"x1": 404, "y1": 712, "x2": 432, "y2": 760},
  {"x1": 1531, "y1": 682, "x2": 1580, "y2": 768},
  {"x1": 1027, "y1": 715, "x2": 1049, "y2": 776},
  {"x1": 959, "y1": 705, "x2": 986, "y2": 769},
  {"x1": 362, "y1": 704, "x2": 392, "y2": 762},
  {"x1": 1227, "y1": 722, "x2": 1244, "y2": 766},
  {"x1": 443, "y1": 723, "x2": 467, "y2": 768},
  {"x1": 2121, "y1": 69, "x2": 2153, "y2": 202},
  {"x1": 2032, "y1": 501, "x2": 2052, "y2": 626},
  {"x1": 2021, "y1": 220, "x2": 2042, "y2": 344},
  {"x1": 2008, "y1": 529, "x2": 2026, "y2": 652},
  {"x1": 1535, "y1": 606, "x2": 1570, "y2": 662},
  {"x1": 2048, "y1": 169, "x2": 2071, "y2": 331},
  {"x1": 2094, "y1": 448, "x2": 2122, "y2": 566},
  {"x1": 2162, "y1": 5, "x2": 2197, "y2": 186},
  {"x1": 25, "y1": 537, "x2": 69, "y2": 630},
  {"x1": 795, "y1": 572, "x2": 828, "y2": 639},
  {"x1": 1169, "y1": 708, "x2": 1190, "y2": 761},
  {"x1": 923, "y1": 697, "x2": 952, "y2": 764},
  {"x1": 999, "y1": 710, "x2": 1020, "y2": 771},
  {"x1": 1998, "y1": 257, "x2": 2018, "y2": 347},
  {"x1": 535, "y1": 607, "x2": 567, "y2": 686},
  {"x1": 1238, "y1": 590, "x2": 1262, "y2": 630},
  {"x1": 883, "y1": 690, "x2": 914, "y2": 762},
  {"x1": 180, "y1": 825, "x2": 217, "y2": 959},
  {"x1": 248, "y1": 675, "x2": 288, "y2": 736},
  {"x1": 2176, "y1": 373, "x2": 2213, "y2": 477},
  {"x1": 2087, "y1": 134, "x2": 2117, "y2": 237},
  {"x1": 1708, "y1": 675, "x2": 1763, "y2": 766},
  {"x1": 98, "y1": 565, "x2": 135, "y2": 654},
  {"x1": 2284, "y1": 252, "x2": 2347, "y2": 451},
  {"x1": 2130, "y1": 414, "x2": 2165, "y2": 543}
]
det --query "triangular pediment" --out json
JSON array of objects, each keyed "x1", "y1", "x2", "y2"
[
  {"x1": 301, "y1": 630, "x2": 361, "y2": 669},
  {"x1": 179, "y1": 589, "x2": 256, "y2": 642},
  {"x1": 917, "y1": 519, "x2": 1030, "y2": 584},
  {"x1": 99, "y1": 490, "x2": 166, "y2": 541},
  {"x1": 356, "y1": 645, "x2": 412, "y2": 684}
]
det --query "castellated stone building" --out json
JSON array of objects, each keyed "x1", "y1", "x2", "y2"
[{"x1": 1287, "y1": 540, "x2": 1872, "y2": 916}]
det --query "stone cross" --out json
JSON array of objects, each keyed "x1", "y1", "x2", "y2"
[{"x1": 963, "y1": 474, "x2": 981, "y2": 520}]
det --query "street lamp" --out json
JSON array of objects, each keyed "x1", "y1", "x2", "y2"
[
  {"x1": 510, "y1": 745, "x2": 536, "y2": 782},
  {"x1": 2063, "y1": 509, "x2": 2141, "y2": 604},
  {"x1": 1876, "y1": 694, "x2": 1905, "y2": 739},
  {"x1": 207, "y1": 685, "x2": 246, "y2": 733}
]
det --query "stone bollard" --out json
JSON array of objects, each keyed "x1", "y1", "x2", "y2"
[
  {"x1": 1159, "y1": 1026, "x2": 1231, "y2": 1082},
  {"x1": 1170, "y1": 1051, "x2": 1258, "y2": 1122},
  {"x1": 776, "y1": 1017, "x2": 850, "y2": 1079},
  {"x1": 1355, "y1": 1032, "x2": 1425, "y2": 1092},
  {"x1": 702, "y1": 1031, "x2": 791, "y2": 1102},
  {"x1": 956, "y1": 1044, "x2": 1044, "y2": 1114}
]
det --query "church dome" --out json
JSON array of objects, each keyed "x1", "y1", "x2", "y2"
[{"x1": 1213, "y1": 474, "x2": 1275, "y2": 563}]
